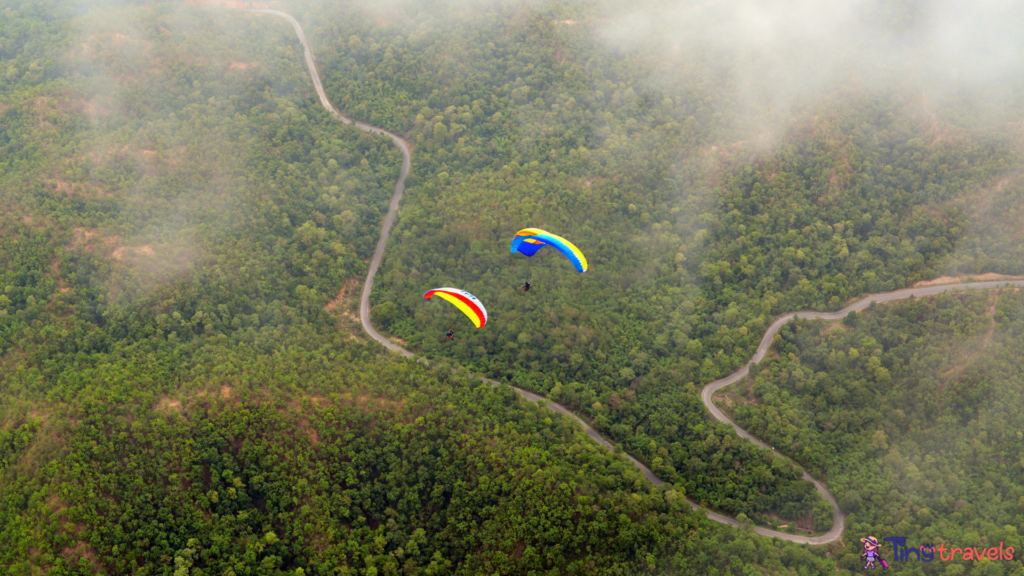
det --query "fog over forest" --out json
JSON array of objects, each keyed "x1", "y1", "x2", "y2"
[
  {"x1": 332, "y1": 0, "x2": 1024, "y2": 118},
  {"x1": 2, "y1": 0, "x2": 1024, "y2": 573}
]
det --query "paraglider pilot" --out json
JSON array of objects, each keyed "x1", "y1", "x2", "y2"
[
  {"x1": 445, "y1": 329, "x2": 455, "y2": 341},
  {"x1": 522, "y1": 281, "x2": 531, "y2": 292}
]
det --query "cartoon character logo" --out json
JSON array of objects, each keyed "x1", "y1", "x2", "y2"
[{"x1": 861, "y1": 536, "x2": 888, "y2": 570}]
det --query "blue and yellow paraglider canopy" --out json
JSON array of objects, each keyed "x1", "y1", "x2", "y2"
[{"x1": 510, "y1": 228, "x2": 588, "y2": 273}]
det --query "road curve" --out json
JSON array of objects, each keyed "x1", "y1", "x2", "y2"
[
  {"x1": 250, "y1": 8, "x2": 1024, "y2": 546},
  {"x1": 700, "y1": 279, "x2": 1024, "y2": 544},
  {"x1": 249, "y1": 9, "x2": 664, "y2": 483}
]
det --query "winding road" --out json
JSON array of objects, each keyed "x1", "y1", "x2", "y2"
[{"x1": 250, "y1": 8, "x2": 1024, "y2": 546}]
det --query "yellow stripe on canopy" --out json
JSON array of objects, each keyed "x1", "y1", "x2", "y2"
[{"x1": 433, "y1": 291, "x2": 484, "y2": 328}]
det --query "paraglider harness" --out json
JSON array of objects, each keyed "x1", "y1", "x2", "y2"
[
  {"x1": 445, "y1": 329, "x2": 455, "y2": 341},
  {"x1": 521, "y1": 281, "x2": 531, "y2": 292}
]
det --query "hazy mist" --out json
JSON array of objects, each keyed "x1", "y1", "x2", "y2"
[{"x1": 57, "y1": 0, "x2": 1024, "y2": 287}]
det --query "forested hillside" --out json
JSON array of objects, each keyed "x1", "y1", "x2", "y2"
[
  {"x1": 299, "y1": 0, "x2": 1024, "y2": 527},
  {"x1": 0, "y1": 0, "x2": 837, "y2": 573},
  {"x1": 2, "y1": 0, "x2": 1024, "y2": 573},
  {"x1": 3, "y1": 339, "x2": 839, "y2": 575},
  {"x1": 0, "y1": 0, "x2": 402, "y2": 373},
  {"x1": 718, "y1": 289, "x2": 1024, "y2": 573}
]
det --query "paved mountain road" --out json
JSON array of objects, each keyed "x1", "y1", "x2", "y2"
[{"x1": 250, "y1": 8, "x2": 1024, "y2": 545}]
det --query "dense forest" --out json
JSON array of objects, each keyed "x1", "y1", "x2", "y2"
[
  {"x1": 0, "y1": 0, "x2": 838, "y2": 573},
  {"x1": 303, "y1": 0, "x2": 1024, "y2": 526},
  {"x1": 718, "y1": 289, "x2": 1024, "y2": 574},
  {"x1": 1, "y1": 0, "x2": 1023, "y2": 573},
  {"x1": 2, "y1": 338, "x2": 839, "y2": 575}
]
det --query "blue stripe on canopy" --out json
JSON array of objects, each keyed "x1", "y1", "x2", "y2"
[{"x1": 510, "y1": 231, "x2": 587, "y2": 273}]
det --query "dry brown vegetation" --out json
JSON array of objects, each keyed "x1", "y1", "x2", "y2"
[
  {"x1": 60, "y1": 541, "x2": 103, "y2": 574},
  {"x1": 714, "y1": 381, "x2": 758, "y2": 412},
  {"x1": 290, "y1": 396, "x2": 326, "y2": 444},
  {"x1": 47, "y1": 177, "x2": 115, "y2": 199},
  {"x1": 156, "y1": 397, "x2": 183, "y2": 412},
  {"x1": 111, "y1": 244, "x2": 156, "y2": 260},
  {"x1": 325, "y1": 278, "x2": 363, "y2": 338},
  {"x1": 916, "y1": 93, "x2": 970, "y2": 150},
  {"x1": 0, "y1": 347, "x2": 28, "y2": 377},
  {"x1": 67, "y1": 227, "x2": 121, "y2": 254},
  {"x1": 912, "y1": 272, "x2": 1024, "y2": 288},
  {"x1": 930, "y1": 293, "x2": 1002, "y2": 417},
  {"x1": 941, "y1": 294, "x2": 999, "y2": 378},
  {"x1": 51, "y1": 257, "x2": 71, "y2": 293},
  {"x1": 325, "y1": 277, "x2": 360, "y2": 314},
  {"x1": 26, "y1": 94, "x2": 94, "y2": 134},
  {"x1": 961, "y1": 173, "x2": 1022, "y2": 217}
]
